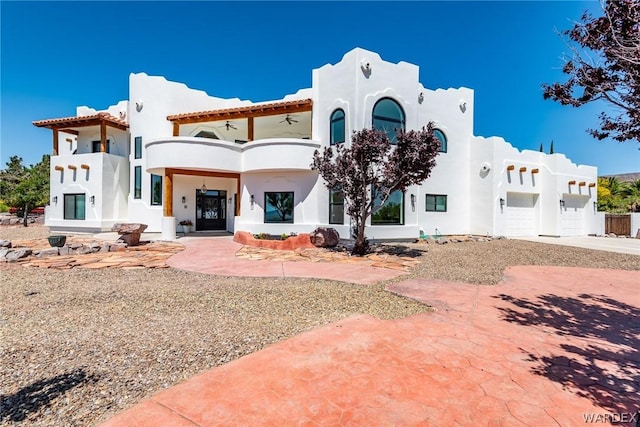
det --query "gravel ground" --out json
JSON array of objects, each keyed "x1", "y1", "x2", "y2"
[{"x1": 1, "y1": 224, "x2": 638, "y2": 426}]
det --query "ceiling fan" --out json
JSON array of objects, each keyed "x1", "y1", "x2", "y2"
[
  {"x1": 224, "y1": 121, "x2": 237, "y2": 130},
  {"x1": 280, "y1": 114, "x2": 298, "y2": 125}
]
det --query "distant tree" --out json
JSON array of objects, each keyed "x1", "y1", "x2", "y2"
[
  {"x1": 0, "y1": 156, "x2": 27, "y2": 200},
  {"x1": 312, "y1": 126, "x2": 440, "y2": 255},
  {"x1": 549, "y1": 140, "x2": 555, "y2": 154},
  {"x1": 2, "y1": 155, "x2": 50, "y2": 226},
  {"x1": 621, "y1": 178, "x2": 640, "y2": 211},
  {"x1": 539, "y1": 143, "x2": 544, "y2": 152},
  {"x1": 542, "y1": 0, "x2": 640, "y2": 143},
  {"x1": 597, "y1": 176, "x2": 636, "y2": 212}
]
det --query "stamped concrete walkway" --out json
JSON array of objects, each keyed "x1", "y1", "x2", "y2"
[
  {"x1": 166, "y1": 236, "x2": 406, "y2": 285},
  {"x1": 101, "y1": 265, "x2": 639, "y2": 426}
]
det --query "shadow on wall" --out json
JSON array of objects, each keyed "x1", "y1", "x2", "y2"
[
  {"x1": 0, "y1": 369, "x2": 99, "y2": 422},
  {"x1": 493, "y1": 292, "x2": 639, "y2": 416}
]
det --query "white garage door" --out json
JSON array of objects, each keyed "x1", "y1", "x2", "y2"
[
  {"x1": 561, "y1": 194, "x2": 588, "y2": 235},
  {"x1": 506, "y1": 192, "x2": 538, "y2": 236}
]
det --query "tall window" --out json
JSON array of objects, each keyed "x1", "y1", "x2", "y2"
[
  {"x1": 329, "y1": 186, "x2": 344, "y2": 224},
  {"x1": 372, "y1": 98, "x2": 405, "y2": 143},
  {"x1": 134, "y1": 136, "x2": 142, "y2": 159},
  {"x1": 64, "y1": 194, "x2": 85, "y2": 220},
  {"x1": 426, "y1": 194, "x2": 447, "y2": 212},
  {"x1": 264, "y1": 192, "x2": 294, "y2": 223},
  {"x1": 433, "y1": 129, "x2": 447, "y2": 153},
  {"x1": 92, "y1": 140, "x2": 110, "y2": 153},
  {"x1": 372, "y1": 189, "x2": 404, "y2": 225},
  {"x1": 151, "y1": 174, "x2": 162, "y2": 205},
  {"x1": 330, "y1": 109, "x2": 345, "y2": 145},
  {"x1": 134, "y1": 166, "x2": 142, "y2": 199}
]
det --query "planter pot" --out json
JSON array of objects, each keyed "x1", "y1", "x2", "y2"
[
  {"x1": 47, "y1": 235, "x2": 67, "y2": 247},
  {"x1": 182, "y1": 225, "x2": 192, "y2": 234}
]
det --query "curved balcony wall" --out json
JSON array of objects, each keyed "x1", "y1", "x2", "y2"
[
  {"x1": 145, "y1": 137, "x2": 321, "y2": 174},
  {"x1": 146, "y1": 137, "x2": 242, "y2": 175},
  {"x1": 242, "y1": 139, "x2": 321, "y2": 172}
]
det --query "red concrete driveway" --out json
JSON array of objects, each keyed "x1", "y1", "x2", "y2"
[{"x1": 101, "y1": 266, "x2": 639, "y2": 426}]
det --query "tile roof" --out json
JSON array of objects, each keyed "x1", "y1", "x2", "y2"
[
  {"x1": 33, "y1": 112, "x2": 128, "y2": 129},
  {"x1": 167, "y1": 99, "x2": 313, "y2": 122}
]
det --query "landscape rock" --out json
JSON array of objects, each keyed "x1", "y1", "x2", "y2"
[
  {"x1": 437, "y1": 237, "x2": 449, "y2": 244},
  {"x1": 109, "y1": 243, "x2": 128, "y2": 252},
  {"x1": 0, "y1": 240, "x2": 11, "y2": 248},
  {"x1": 36, "y1": 248, "x2": 60, "y2": 258},
  {"x1": 6, "y1": 248, "x2": 32, "y2": 262},
  {"x1": 0, "y1": 218, "x2": 10, "y2": 225},
  {"x1": 309, "y1": 227, "x2": 340, "y2": 248},
  {"x1": 0, "y1": 248, "x2": 9, "y2": 260},
  {"x1": 112, "y1": 223, "x2": 147, "y2": 247}
]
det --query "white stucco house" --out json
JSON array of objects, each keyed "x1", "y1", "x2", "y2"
[{"x1": 34, "y1": 48, "x2": 599, "y2": 240}]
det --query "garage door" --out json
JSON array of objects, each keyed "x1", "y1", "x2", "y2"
[
  {"x1": 506, "y1": 192, "x2": 538, "y2": 236},
  {"x1": 561, "y1": 194, "x2": 588, "y2": 235}
]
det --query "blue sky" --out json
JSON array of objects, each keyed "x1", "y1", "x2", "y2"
[{"x1": 1, "y1": 1, "x2": 638, "y2": 175}]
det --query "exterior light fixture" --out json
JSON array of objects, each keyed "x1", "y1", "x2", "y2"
[
  {"x1": 593, "y1": 201, "x2": 598, "y2": 211},
  {"x1": 90, "y1": 195, "x2": 95, "y2": 205},
  {"x1": 410, "y1": 194, "x2": 416, "y2": 211},
  {"x1": 499, "y1": 198, "x2": 505, "y2": 207},
  {"x1": 52, "y1": 196, "x2": 58, "y2": 204},
  {"x1": 200, "y1": 179, "x2": 207, "y2": 194},
  {"x1": 418, "y1": 92, "x2": 424, "y2": 104},
  {"x1": 181, "y1": 196, "x2": 186, "y2": 204},
  {"x1": 560, "y1": 199, "x2": 565, "y2": 208}
]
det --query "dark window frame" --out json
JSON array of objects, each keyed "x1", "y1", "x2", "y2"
[
  {"x1": 330, "y1": 109, "x2": 346, "y2": 145},
  {"x1": 371, "y1": 188, "x2": 405, "y2": 225},
  {"x1": 134, "y1": 136, "x2": 142, "y2": 159},
  {"x1": 425, "y1": 194, "x2": 447, "y2": 212},
  {"x1": 264, "y1": 191, "x2": 294, "y2": 224},
  {"x1": 372, "y1": 98, "x2": 405, "y2": 144},
  {"x1": 63, "y1": 193, "x2": 86, "y2": 220},
  {"x1": 134, "y1": 166, "x2": 142, "y2": 199},
  {"x1": 150, "y1": 174, "x2": 162, "y2": 206},
  {"x1": 92, "y1": 140, "x2": 110, "y2": 153},
  {"x1": 329, "y1": 185, "x2": 344, "y2": 225},
  {"x1": 433, "y1": 129, "x2": 447, "y2": 153}
]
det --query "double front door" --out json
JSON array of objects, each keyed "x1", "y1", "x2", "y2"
[{"x1": 196, "y1": 190, "x2": 226, "y2": 230}]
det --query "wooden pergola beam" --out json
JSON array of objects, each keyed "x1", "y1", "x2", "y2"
[{"x1": 168, "y1": 99, "x2": 313, "y2": 125}]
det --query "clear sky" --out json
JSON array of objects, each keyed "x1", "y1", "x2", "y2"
[{"x1": 1, "y1": 1, "x2": 638, "y2": 175}]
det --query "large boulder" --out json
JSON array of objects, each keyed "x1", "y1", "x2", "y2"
[
  {"x1": 111, "y1": 223, "x2": 147, "y2": 234},
  {"x1": 310, "y1": 227, "x2": 340, "y2": 248}
]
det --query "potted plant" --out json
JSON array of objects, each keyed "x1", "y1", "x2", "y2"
[{"x1": 179, "y1": 219, "x2": 193, "y2": 233}]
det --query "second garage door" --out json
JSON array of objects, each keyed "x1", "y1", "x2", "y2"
[{"x1": 506, "y1": 192, "x2": 539, "y2": 236}]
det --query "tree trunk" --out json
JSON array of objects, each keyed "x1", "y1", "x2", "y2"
[
  {"x1": 23, "y1": 202, "x2": 29, "y2": 227},
  {"x1": 352, "y1": 210, "x2": 369, "y2": 256}
]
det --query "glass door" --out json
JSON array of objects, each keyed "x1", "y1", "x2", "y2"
[{"x1": 195, "y1": 190, "x2": 227, "y2": 230}]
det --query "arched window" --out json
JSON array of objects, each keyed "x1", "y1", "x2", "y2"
[
  {"x1": 433, "y1": 129, "x2": 447, "y2": 153},
  {"x1": 330, "y1": 109, "x2": 345, "y2": 145},
  {"x1": 372, "y1": 98, "x2": 405, "y2": 143}
]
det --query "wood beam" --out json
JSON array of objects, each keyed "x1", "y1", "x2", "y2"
[
  {"x1": 54, "y1": 165, "x2": 64, "y2": 171},
  {"x1": 81, "y1": 164, "x2": 90, "y2": 170},
  {"x1": 248, "y1": 116, "x2": 254, "y2": 141},
  {"x1": 165, "y1": 168, "x2": 240, "y2": 180},
  {"x1": 164, "y1": 170, "x2": 174, "y2": 217},
  {"x1": 60, "y1": 129, "x2": 79, "y2": 135},
  {"x1": 236, "y1": 177, "x2": 241, "y2": 216},
  {"x1": 589, "y1": 183, "x2": 596, "y2": 187},
  {"x1": 68, "y1": 165, "x2": 77, "y2": 170},
  {"x1": 531, "y1": 168, "x2": 539, "y2": 174},
  {"x1": 519, "y1": 167, "x2": 527, "y2": 172},
  {"x1": 52, "y1": 129, "x2": 59, "y2": 155},
  {"x1": 568, "y1": 180, "x2": 576, "y2": 185},
  {"x1": 100, "y1": 121, "x2": 107, "y2": 152},
  {"x1": 506, "y1": 165, "x2": 515, "y2": 171},
  {"x1": 173, "y1": 123, "x2": 180, "y2": 137},
  {"x1": 579, "y1": 181, "x2": 586, "y2": 186}
]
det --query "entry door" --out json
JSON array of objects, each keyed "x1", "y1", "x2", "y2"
[{"x1": 196, "y1": 190, "x2": 227, "y2": 230}]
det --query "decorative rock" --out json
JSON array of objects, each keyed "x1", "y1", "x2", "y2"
[
  {"x1": 636, "y1": 229, "x2": 640, "y2": 239},
  {"x1": 112, "y1": 223, "x2": 147, "y2": 247},
  {"x1": 70, "y1": 246, "x2": 95, "y2": 255},
  {"x1": 0, "y1": 240, "x2": 11, "y2": 248},
  {"x1": 109, "y1": 243, "x2": 128, "y2": 252},
  {"x1": 0, "y1": 248, "x2": 9, "y2": 260},
  {"x1": 437, "y1": 237, "x2": 449, "y2": 244},
  {"x1": 100, "y1": 243, "x2": 111, "y2": 253},
  {"x1": 0, "y1": 218, "x2": 10, "y2": 225},
  {"x1": 36, "y1": 248, "x2": 60, "y2": 258},
  {"x1": 6, "y1": 249, "x2": 32, "y2": 262},
  {"x1": 309, "y1": 227, "x2": 340, "y2": 248}
]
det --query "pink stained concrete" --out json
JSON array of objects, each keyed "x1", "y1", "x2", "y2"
[
  {"x1": 165, "y1": 236, "x2": 405, "y2": 284},
  {"x1": 101, "y1": 266, "x2": 639, "y2": 427}
]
